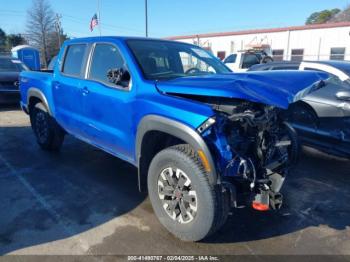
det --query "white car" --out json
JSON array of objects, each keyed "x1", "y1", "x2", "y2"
[{"x1": 224, "y1": 50, "x2": 273, "y2": 72}]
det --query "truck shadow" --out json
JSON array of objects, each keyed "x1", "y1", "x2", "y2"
[
  {"x1": 205, "y1": 147, "x2": 350, "y2": 243},
  {"x1": 0, "y1": 125, "x2": 147, "y2": 254}
]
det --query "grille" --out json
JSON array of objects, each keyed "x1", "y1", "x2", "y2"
[{"x1": 0, "y1": 81, "x2": 18, "y2": 91}]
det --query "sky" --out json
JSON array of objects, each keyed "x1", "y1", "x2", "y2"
[{"x1": 0, "y1": 0, "x2": 350, "y2": 38}]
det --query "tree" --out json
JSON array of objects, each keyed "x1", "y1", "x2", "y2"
[
  {"x1": 306, "y1": 9, "x2": 341, "y2": 25},
  {"x1": 6, "y1": 34, "x2": 26, "y2": 49},
  {"x1": 26, "y1": 0, "x2": 56, "y2": 67},
  {"x1": 47, "y1": 31, "x2": 69, "y2": 61},
  {"x1": 329, "y1": 5, "x2": 350, "y2": 22},
  {"x1": 0, "y1": 28, "x2": 6, "y2": 52}
]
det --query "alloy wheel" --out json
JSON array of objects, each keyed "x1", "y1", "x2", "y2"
[{"x1": 157, "y1": 167, "x2": 198, "y2": 224}]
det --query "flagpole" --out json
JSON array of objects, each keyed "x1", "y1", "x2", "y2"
[
  {"x1": 145, "y1": 0, "x2": 148, "y2": 37},
  {"x1": 98, "y1": 0, "x2": 102, "y2": 36}
]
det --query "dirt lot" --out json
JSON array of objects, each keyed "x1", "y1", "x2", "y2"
[{"x1": 1, "y1": 105, "x2": 350, "y2": 256}]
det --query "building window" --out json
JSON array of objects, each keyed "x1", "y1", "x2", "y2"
[
  {"x1": 291, "y1": 49, "x2": 304, "y2": 62},
  {"x1": 272, "y1": 49, "x2": 284, "y2": 61},
  {"x1": 217, "y1": 51, "x2": 226, "y2": 61},
  {"x1": 330, "y1": 47, "x2": 345, "y2": 60}
]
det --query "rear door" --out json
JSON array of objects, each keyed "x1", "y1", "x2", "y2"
[
  {"x1": 53, "y1": 43, "x2": 89, "y2": 137},
  {"x1": 80, "y1": 42, "x2": 135, "y2": 162}
]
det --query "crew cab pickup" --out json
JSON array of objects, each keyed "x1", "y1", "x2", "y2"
[{"x1": 19, "y1": 37, "x2": 328, "y2": 241}]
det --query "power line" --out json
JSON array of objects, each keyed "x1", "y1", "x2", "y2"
[{"x1": 62, "y1": 13, "x2": 144, "y2": 33}]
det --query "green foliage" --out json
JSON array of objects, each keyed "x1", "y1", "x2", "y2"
[
  {"x1": 306, "y1": 8, "x2": 341, "y2": 24},
  {"x1": 6, "y1": 34, "x2": 26, "y2": 48},
  {"x1": 0, "y1": 28, "x2": 6, "y2": 52},
  {"x1": 0, "y1": 29, "x2": 26, "y2": 52}
]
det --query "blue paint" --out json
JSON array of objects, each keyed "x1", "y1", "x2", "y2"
[{"x1": 19, "y1": 36, "x2": 327, "y2": 170}]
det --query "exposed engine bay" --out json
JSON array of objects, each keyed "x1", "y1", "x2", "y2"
[{"x1": 197, "y1": 97, "x2": 299, "y2": 211}]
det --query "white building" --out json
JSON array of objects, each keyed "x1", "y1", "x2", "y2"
[{"x1": 167, "y1": 22, "x2": 350, "y2": 62}]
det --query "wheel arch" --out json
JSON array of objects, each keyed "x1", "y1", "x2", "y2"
[
  {"x1": 27, "y1": 88, "x2": 52, "y2": 115},
  {"x1": 288, "y1": 100, "x2": 319, "y2": 125},
  {"x1": 136, "y1": 115, "x2": 218, "y2": 192}
]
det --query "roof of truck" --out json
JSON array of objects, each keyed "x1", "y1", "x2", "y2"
[{"x1": 65, "y1": 36, "x2": 184, "y2": 44}]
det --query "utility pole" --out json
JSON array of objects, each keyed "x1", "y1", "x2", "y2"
[
  {"x1": 55, "y1": 14, "x2": 62, "y2": 48},
  {"x1": 145, "y1": 0, "x2": 148, "y2": 37}
]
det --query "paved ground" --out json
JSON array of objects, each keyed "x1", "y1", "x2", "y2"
[{"x1": 0, "y1": 105, "x2": 350, "y2": 256}]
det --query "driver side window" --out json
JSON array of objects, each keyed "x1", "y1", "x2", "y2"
[
  {"x1": 179, "y1": 51, "x2": 216, "y2": 73},
  {"x1": 88, "y1": 43, "x2": 127, "y2": 86}
]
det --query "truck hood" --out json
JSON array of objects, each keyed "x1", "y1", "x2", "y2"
[
  {"x1": 0, "y1": 72, "x2": 20, "y2": 82},
  {"x1": 156, "y1": 71, "x2": 329, "y2": 109}
]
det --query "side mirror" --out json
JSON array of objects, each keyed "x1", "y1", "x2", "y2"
[
  {"x1": 336, "y1": 91, "x2": 350, "y2": 101},
  {"x1": 107, "y1": 68, "x2": 131, "y2": 88}
]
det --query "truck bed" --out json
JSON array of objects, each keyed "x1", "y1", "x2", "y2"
[{"x1": 19, "y1": 71, "x2": 54, "y2": 113}]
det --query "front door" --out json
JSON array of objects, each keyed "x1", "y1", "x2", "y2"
[{"x1": 81, "y1": 43, "x2": 134, "y2": 162}]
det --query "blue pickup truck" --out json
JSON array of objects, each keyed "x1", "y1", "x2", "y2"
[{"x1": 19, "y1": 37, "x2": 328, "y2": 241}]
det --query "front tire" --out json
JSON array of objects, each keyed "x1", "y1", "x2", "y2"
[
  {"x1": 148, "y1": 144, "x2": 229, "y2": 241},
  {"x1": 30, "y1": 102, "x2": 65, "y2": 151}
]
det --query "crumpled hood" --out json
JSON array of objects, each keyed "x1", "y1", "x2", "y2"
[{"x1": 156, "y1": 71, "x2": 329, "y2": 109}]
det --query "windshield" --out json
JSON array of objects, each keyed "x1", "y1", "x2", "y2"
[
  {"x1": 127, "y1": 39, "x2": 231, "y2": 80},
  {"x1": 0, "y1": 58, "x2": 29, "y2": 72},
  {"x1": 325, "y1": 75, "x2": 350, "y2": 89},
  {"x1": 334, "y1": 62, "x2": 350, "y2": 76}
]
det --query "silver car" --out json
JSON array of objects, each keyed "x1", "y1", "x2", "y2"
[{"x1": 249, "y1": 60, "x2": 350, "y2": 158}]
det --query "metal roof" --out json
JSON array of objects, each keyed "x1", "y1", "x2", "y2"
[
  {"x1": 11, "y1": 45, "x2": 39, "y2": 52},
  {"x1": 166, "y1": 22, "x2": 350, "y2": 40}
]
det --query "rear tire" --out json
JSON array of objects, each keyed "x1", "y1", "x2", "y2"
[
  {"x1": 147, "y1": 144, "x2": 229, "y2": 241},
  {"x1": 30, "y1": 102, "x2": 65, "y2": 151}
]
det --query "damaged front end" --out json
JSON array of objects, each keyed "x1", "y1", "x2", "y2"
[{"x1": 198, "y1": 97, "x2": 299, "y2": 211}]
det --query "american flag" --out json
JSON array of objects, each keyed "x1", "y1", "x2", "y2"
[{"x1": 90, "y1": 14, "x2": 99, "y2": 32}]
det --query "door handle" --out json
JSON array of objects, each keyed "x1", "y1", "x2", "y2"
[
  {"x1": 336, "y1": 91, "x2": 350, "y2": 101},
  {"x1": 82, "y1": 86, "x2": 89, "y2": 96}
]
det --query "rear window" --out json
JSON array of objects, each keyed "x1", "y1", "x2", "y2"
[
  {"x1": 62, "y1": 44, "x2": 87, "y2": 77},
  {"x1": 224, "y1": 54, "x2": 237, "y2": 64},
  {"x1": 242, "y1": 54, "x2": 260, "y2": 69}
]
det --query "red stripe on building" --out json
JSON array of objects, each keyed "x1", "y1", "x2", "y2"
[{"x1": 166, "y1": 22, "x2": 350, "y2": 40}]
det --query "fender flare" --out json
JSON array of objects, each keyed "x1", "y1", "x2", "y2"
[
  {"x1": 136, "y1": 115, "x2": 218, "y2": 187},
  {"x1": 27, "y1": 88, "x2": 52, "y2": 115}
]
